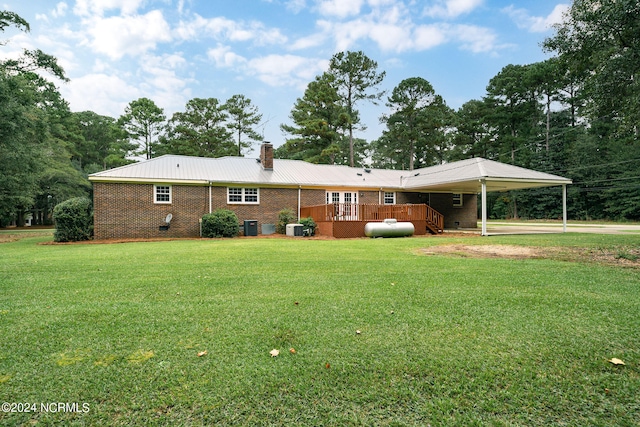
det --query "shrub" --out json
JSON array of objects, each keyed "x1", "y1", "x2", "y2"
[
  {"x1": 300, "y1": 217, "x2": 316, "y2": 236},
  {"x1": 276, "y1": 208, "x2": 297, "y2": 234},
  {"x1": 53, "y1": 197, "x2": 93, "y2": 242},
  {"x1": 201, "y1": 209, "x2": 239, "y2": 238}
]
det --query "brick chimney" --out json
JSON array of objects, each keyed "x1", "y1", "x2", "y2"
[{"x1": 260, "y1": 142, "x2": 273, "y2": 170}]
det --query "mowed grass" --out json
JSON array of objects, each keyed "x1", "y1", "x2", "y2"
[{"x1": 0, "y1": 233, "x2": 638, "y2": 426}]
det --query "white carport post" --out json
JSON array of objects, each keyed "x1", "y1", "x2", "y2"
[
  {"x1": 481, "y1": 179, "x2": 487, "y2": 236},
  {"x1": 562, "y1": 184, "x2": 567, "y2": 233}
]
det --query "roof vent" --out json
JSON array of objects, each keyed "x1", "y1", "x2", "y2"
[{"x1": 364, "y1": 168, "x2": 371, "y2": 173}]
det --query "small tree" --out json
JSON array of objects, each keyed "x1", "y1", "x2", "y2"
[
  {"x1": 53, "y1": 197, "x2": 93, "y2": 242},
  {"x1": 276, "y1": 208, "x2": 297, "y2": 234},
  {"x1": 201, "y1": 209, "x2": 239, "y2": 238}
]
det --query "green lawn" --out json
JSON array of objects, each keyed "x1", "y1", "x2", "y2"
[{"x1": 1, "y1": 233, "x2": 638, "y2": 426}]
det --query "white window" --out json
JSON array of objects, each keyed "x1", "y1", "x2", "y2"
[
  {"x1": 384, "y1": 192, "x2": 396, "y2": 205},
  {"x1": 453, "y1": 193, "x2": 463, "y2": 207},
  {"x1": 154, "y1": 185, "x2": 171, "y2": 204},
  {"x1": 227, "y1": 187, "x2": 260, "y2": 204}
]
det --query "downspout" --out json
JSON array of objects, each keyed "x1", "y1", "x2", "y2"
[
  {"x1": 298, "y1": 186, "x2": 301, "y2": 221},
  {"x1": 209, "y1": 182, "x2": 212, "y2": 214}
]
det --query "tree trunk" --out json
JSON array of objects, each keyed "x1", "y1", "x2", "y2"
[{"x1": 349, "y1": 125, "x2": 354, "y2": 167}]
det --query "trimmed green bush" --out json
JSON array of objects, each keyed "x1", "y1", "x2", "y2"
[
  {"x1": 276, "y1": 208, "x2": 297, "y2": 234},
  {"x1": 201, "y1": 209, "x2": 239, "y2": 238},
  {"x1": 300, "y1": 216, "x2": 316, "y2": 236},
  {"x1": 53, "y1": 197, "x2": 93, "y2": 242}
]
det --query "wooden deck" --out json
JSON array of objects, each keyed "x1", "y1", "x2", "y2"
[{"x1": 301, "y1": 203, "x2": 444, "y2": 238}]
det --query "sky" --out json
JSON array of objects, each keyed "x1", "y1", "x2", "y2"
[{"x1": 1, "y1": 0, "x2": 569, "y2": 154}]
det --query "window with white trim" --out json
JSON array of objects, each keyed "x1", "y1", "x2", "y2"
[
  {"x1": 384, "y1": 192, "x2": 396, "y2": 205},
  {"x1": 227, "y1": 187, "x2": 260, "y2": 204},
  {"x1": 452, "y1": 193, "x2": 463, "y2": 207},
  {"x1": 154, "y1": 185, "x2": 171, "y2": 204}
]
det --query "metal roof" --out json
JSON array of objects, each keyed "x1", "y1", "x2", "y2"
[
  {"x1": 89, "y1": 155, "x2": 571, "y2": 192},
  {"x1": 403, "y1": 157, "x2": 572, "y2": 192}
]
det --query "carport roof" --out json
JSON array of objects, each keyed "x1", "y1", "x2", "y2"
[
  {"x1": 403, "y1": 157, "x2": 572, "y2": 192},
  {"x1": 89, "y1": 155, "x2": 571, "y2": 192}
]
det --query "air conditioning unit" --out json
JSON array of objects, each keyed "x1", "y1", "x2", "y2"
[{"x1": 285, "y1": 223, "x2": 303, "y2": 237}]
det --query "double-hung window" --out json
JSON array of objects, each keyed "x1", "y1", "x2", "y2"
[
  {"x1": 227, "y1": 187, "x2": 259, "y2": 204},
  {"x1": 154, "y1": 185, "x2": 171, "y2": 204},
  {"x1": 452, "y1": 193, "x2": 463, "y2": 207},
  {"x1": 383, "y1": 192, "x2": 396, "y2": 205}
]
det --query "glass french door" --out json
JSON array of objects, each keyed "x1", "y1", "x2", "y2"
[{"x1": 327, "y1": 191, "x2": 358, "y2": 220}]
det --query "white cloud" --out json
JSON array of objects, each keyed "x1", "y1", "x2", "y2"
[
  {"x1": 247, "y1": 54, "x2": 327, "y2": 88},
  {"x1": 306, "y1": 4, "x2": 499, "y2": 55},
  {"x1": 454, "y1": 24, "x2": 497, "y2": 53},
  {"x1": 207, "y1": 45, "x2": 247, "y2": 68},
  {"x1": 325, "y1": 19, "x2": 374, "y2": 51},
  {"x1": 413, "y1": 25, "x2": 448, "y2": 50},
  {"x1": 286, "y1": 0, "x2": 307, "y2": 14},
  {"x1": 424, "y1": 0, "x2": 483, "y2": 19},
  {"x1": 59, "y1": 73, "x2": 141, "y2": 117},
  {"x1": 289, "y1": 31, "x2": 327, "y2": 50},
  {"x1": 174, "y1": 15, "x2": 287, "y2": 45},
  {"x1": 315, "y1": 0, "x2": 365, "y2": 18},
  {"x1": 137, "y1": 54, "x2": 192, "y2": 111},
  {"x1": 503, "y1": 4, "x2": 570, "y2": 33},
  {"x1": 73, "y1": 0, "x2": 146, "y2": 17},
  {"x1": 83, "y1": 10, "x2": 172, "y2": 59},
  {"x1": 52, "y1": 2, "x2": 69, "y2": 18}
]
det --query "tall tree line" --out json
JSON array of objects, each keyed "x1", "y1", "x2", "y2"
[
  {"x1": 277, "y1": 2, "x2": 639, "y2": 220},
  {"x1": 2, "y1": 1, "x2": 638, "y2": 225},
  {"x1": 0, "y1": 11, "x2": 265, "y2": 226}
]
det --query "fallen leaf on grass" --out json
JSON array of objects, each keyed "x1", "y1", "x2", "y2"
[
  {"x1": 608, "y1": 358, "x2": 625, "y2": 365},
  {"x1": 197, "y1": 350, "x2": 208, "y2": 357},
  {"x1": 270, "y1": 349, "x2": 280, "y2": 357},
  {"x1": 325, "y1": 363, "x2": 331, "y2": 369},
  {"x1": 289, "y1": 348, "x2": 296, "y2": 354}
]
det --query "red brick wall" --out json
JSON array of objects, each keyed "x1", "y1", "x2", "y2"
[
  {"x1": 93, "y1": 183, "x2": 328, "y2": 239},
  {"x1": 93, "y1": 183, "x2": 209, "y2": 240},
  {"x1": 429, "y1": 193, "x2": 477, "y2": 228},
  {"x1": 93, "y1": 182, "x2": 479, "y2": 239}
]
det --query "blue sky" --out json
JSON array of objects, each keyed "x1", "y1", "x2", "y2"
[{"x1": 2, "y1": 0, "x2": 569, "y2": 153}]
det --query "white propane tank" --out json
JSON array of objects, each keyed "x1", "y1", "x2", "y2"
[{"x1": 364, "y1": 219, "x2": 415, "y2": 238}]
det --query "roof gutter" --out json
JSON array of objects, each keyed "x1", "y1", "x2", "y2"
[{"x1": 88, "y1": 176, "x2": 210, "y2": 185}]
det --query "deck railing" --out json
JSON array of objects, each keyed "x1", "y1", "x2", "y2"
[
  {"x1": 300, "y1": 203, "x2": 444, "y2": 233},
  {"x1": 300, "y1": 203, "x2": 423, "y2": 222}
]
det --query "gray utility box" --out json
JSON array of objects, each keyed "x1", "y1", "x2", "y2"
[
  {"x1": 243, "y1": 220, "x2": 258, "y2": 236},
  {"x1": 261, "y1": 223, "x2": 275, "y2": 235},
  {"x1": 285, "y1": 223, "x2": 303, "y2": 237}
]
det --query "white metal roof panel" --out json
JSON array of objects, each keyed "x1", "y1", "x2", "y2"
[
  {"x1": 90, "y1": 155, "x2": 571, "y2": 192},
  {"x1": 89, "y1": 155, "x2": 407, "y2": 189}
]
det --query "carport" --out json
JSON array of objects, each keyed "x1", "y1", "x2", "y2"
[{"x1": 401, "y1": 158, "x2": 573, "y2": 236}]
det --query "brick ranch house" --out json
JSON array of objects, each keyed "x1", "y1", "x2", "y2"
[{"x1": 89, "y1": 143, "x2": 572, "y2": 239}]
